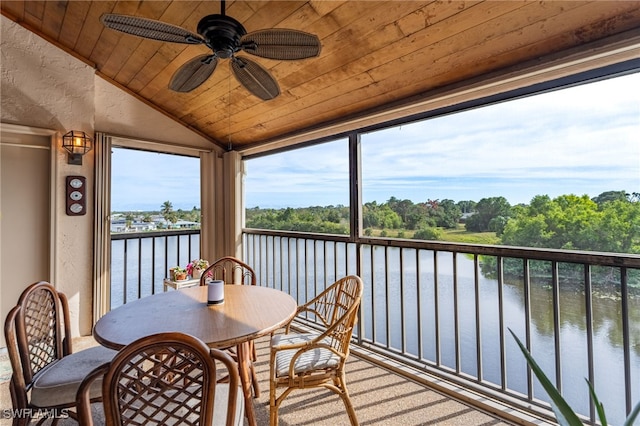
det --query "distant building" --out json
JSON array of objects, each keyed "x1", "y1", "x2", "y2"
[
  {"x1": 110, "y1": 212, "x2": 199, "y2": 233},
  {"x1": 460, "y1": 212, "x2": 475, "y2": 223}
]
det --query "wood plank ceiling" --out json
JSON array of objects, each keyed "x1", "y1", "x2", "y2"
[{"x1": 2, "y1": 1, "x2": 640, "y2": 151}]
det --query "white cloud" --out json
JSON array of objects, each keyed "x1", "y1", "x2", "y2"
[{"x1": 248, "y1": 72, "x2": 639, "y2": 206}]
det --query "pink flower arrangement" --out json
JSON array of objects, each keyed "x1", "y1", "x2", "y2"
[{"x1": 186, "y1": 259, "x2": 209, "y2": 276}]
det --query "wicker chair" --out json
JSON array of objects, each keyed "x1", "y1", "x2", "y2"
[
  {"x1": 198, "y1": 256, "x2": 256, "y2": 287},
  {"x1": 199, "y1": 256, "x2": 260, "y2": 397},
  {"x1": 76, "y1": 332, "x2": 244, "y2": 426},
  {"x1": 269, "y1": 275, "x2": 364, "y2": 426},
  {"x1": 3, "y1": 281, "x2": 116, "y2": 426}
]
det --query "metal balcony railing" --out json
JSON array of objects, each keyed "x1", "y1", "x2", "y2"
[
  {"x1": 243, "y1": 228, "x2": 640, "y2": 426},
  {"x1": 110, "y1": 229, "x2": 200, "y2": 308}
]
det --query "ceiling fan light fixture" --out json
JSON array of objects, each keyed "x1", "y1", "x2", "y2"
[
  {"x1": 197, "y1": 14, "x2": 246, "y2": 58},
  {"x1": 100, "y1": 1, "x2": 321, "y2": 100}
]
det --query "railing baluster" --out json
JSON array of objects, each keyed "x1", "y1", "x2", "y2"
[
  {"x1": 288, "y1": 237, "x2": 292, "y2": 297},
  {"x1": 304, "y1": 238, "x2": 309, "y2": 303},
  {"x1": 434, "y1": 249, "x2": 440, "y2": 367},
  {"x1": 268, "y1": 235, "x2": 271, "y2": 287},
  {"x1": 163, "y1": 235, "x2": 168, "y2": 280},
  {"x1": 552, "y1": 260, "x2": 562, "y2": 393},
  {"x1": 621, "y1": 266, "x2": 632, "y2": 415},
  {"x1": 295, "y1": 238, "x2": 300, "y2": 302},
  {"x1": 474, "y1": 254, "x2": 482, "y2": 382},
  {"x1": 151, "y1": 237, "x2": 156, "y2": 295},
  {"x1": 123, "y1": 239, "x2": 128, "y2": 305},
  {"x1": 453, "y1": 252, "x2": 460, "y2": 374},
  {"x1": 523, "y1": 258, "x2": 533, "y2": 400},
  {"x1": 416, "y1": 249, "x2": 423, "y2": 361},
  {"x1": 278, "y1": 237, "x2": 284, "y2": 290},
  {"x1": 371, "y1": 245, "x2": 376, "y2": 346},
  {"x1": 332, "y1": 238, "x2": 338, "y2": 282},
  {"x1": 385, "y1": 246, "x2": 391, "y2": 350},
  {"x1": 313, "y1": 241, "x2": 318, "y2": 299},
  {"x1": 176, "y1": 234, "x2": 181, "y2": 267},
  {"x1": 584, "y1": 264, "x2": 595, "y2": 423},
  {"x1": 266, "y1": 235, "x2": 270, "y2": 287},
  {"x1": 497, "y1": 256, "x2": 506, "y2": 390},
  {"x1": 400, "y1": 248, "x2": 406, "y2": 354},
  {"x1": 187, "y1": 233, "x2": 192, "y2": 262},
  {"x1": 137, "y1": 237, "x2": 142, "y2": 299}
]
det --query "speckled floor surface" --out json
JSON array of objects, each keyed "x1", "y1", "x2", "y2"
[{"x1": 1, "y1": 336, "x2": 517, "y2": 426}]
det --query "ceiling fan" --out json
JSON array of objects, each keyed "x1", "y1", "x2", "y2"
[{"x1": 100, "y1": 0, "x2": 321, "y2": 100}]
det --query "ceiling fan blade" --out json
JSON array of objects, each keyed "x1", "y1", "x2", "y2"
[
  {"x1": 241, "y1": 29, "x2": 321, "y2": 60},
  {"x1": 101, "y1": 14, "x2": 203, "y2": 44},
  {"x1": 231, "y1": 57, "x2": 280, "y2": 101},
  {"x1": 170, "y1": 55, "x2": 218, "y2": 92}
]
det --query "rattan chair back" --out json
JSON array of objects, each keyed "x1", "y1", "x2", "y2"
[
  {"x1": 199, "y1": 256, "x2": 256, "y2": 286},
  {"x1": 270, "y1": 275, "x2": 364, "y2": 426},
  {"x1": 198, "y1": 256, "x2": 260, "y2": 397},
  {"x1": 6, "y1": 281, "x2": 69, "y2": 388},
  {"x1": 295, "y1": 274, "x2": 363, "y2": 356},
  {"x1": 77, "y1": 332, "x2": 242, "y2": 426},
  {"x1": 5, "y1": 281, "x2": 115, "y2": 426}
]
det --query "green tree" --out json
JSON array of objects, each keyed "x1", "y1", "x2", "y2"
[
  {"x1": 501, "y1": 194, "x2": 640, "y2": 254},
  {"x1": 431, "y1": 199, "x2": 461, "y2": 229},
  {"x1": 597, "y1": 199, "x2": 640, "y2": 253},
  {"x1": 404, "y1": 203, "x2": 428, "y2": 230},
  {"x1": 387, "y1": 197, "x2": 414, "y2": 223},
  {"x1": 457, "y1": 200, "x2": 477, "y2": 214},
  {"x1": 413, "y1": 226, "x2": 442, "y2": 241},
  {"x1": 363, "y1": 202, "x2": 402, "y2": 229},
  {"x1": 465, "y1": 196, "x2": 511, "y2": 232},
  {"x1": 591, "y1": 190, "x2": 628, "y2": 206},
  {"x1": 161, "y1": 201, "x2": 177, "y2": 227},
  {"x1": 362, "y1": 202, "x2": 380, "y2": 228},
  {"x1": 125, "y1": 213, "x2": 134, "y2": 229}
]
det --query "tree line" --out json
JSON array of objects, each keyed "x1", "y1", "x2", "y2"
[
  {"x1": 246, "y1": 190, "x2": 640, "y2": 255},
  {"x1": 158, "y1": 201, "x2": 201, "y2": 227},
  {"x1": 115, "y1": 201, "x2": 201, "y2": 229}
]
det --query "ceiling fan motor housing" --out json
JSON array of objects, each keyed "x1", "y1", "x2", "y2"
[{"x1": 197, "y1": 14, "x2": 246, "y2": 58}]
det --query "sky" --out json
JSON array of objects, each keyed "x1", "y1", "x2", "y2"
[
  {"x1": 111, "y1": 150, "x2": 200, "y2": 211},
  {"x1": 111, "y1": 72, "x2": 640, "y2": 212}
]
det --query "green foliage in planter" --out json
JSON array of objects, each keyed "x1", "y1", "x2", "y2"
[{"x1": 509, "y1": 329, "x2": 640, "y2": 426}]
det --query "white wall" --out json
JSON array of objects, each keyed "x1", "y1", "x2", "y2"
[
  {"x1": 95, "y1": 78, "x2": 214, "y2": 149},
  {"x1": 1, "y1": 15, "x2": 217, "y2": 337}
]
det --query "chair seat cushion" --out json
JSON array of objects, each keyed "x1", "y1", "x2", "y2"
[
  {"x1": 272, "y1": 333, "x2": 340, "y2": 377},
  {"x1": 213, "y1": 383, "x2": 245, "y2": 426},
  {"x1": 31, "y1": 345, "x2": 116, "y2": 407}
]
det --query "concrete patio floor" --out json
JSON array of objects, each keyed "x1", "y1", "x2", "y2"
[{"x1": 1, "y1": 335, "x2": 534, "y2": 425}]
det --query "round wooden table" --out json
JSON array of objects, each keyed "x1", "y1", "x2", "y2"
[{"x1": 93, "y1": 285, "x2": 298, "y2": 426}]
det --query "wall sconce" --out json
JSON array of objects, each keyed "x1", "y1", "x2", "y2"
[{"x1": 62, "y1": 130, "x2": 93, "y2": 165}]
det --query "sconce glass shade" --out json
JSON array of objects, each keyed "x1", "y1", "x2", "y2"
[{"x1": 62, "y1": 130, "x2": 93, "y2": 165}]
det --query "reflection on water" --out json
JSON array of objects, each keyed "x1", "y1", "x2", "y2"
[{"x1": 357, "y1": 249, "x2": 639, "y2": 426}]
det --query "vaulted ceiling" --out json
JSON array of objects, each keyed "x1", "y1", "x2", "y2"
[{"x1": 2, "y1": 1, "x2": 640, "y2": 151}]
